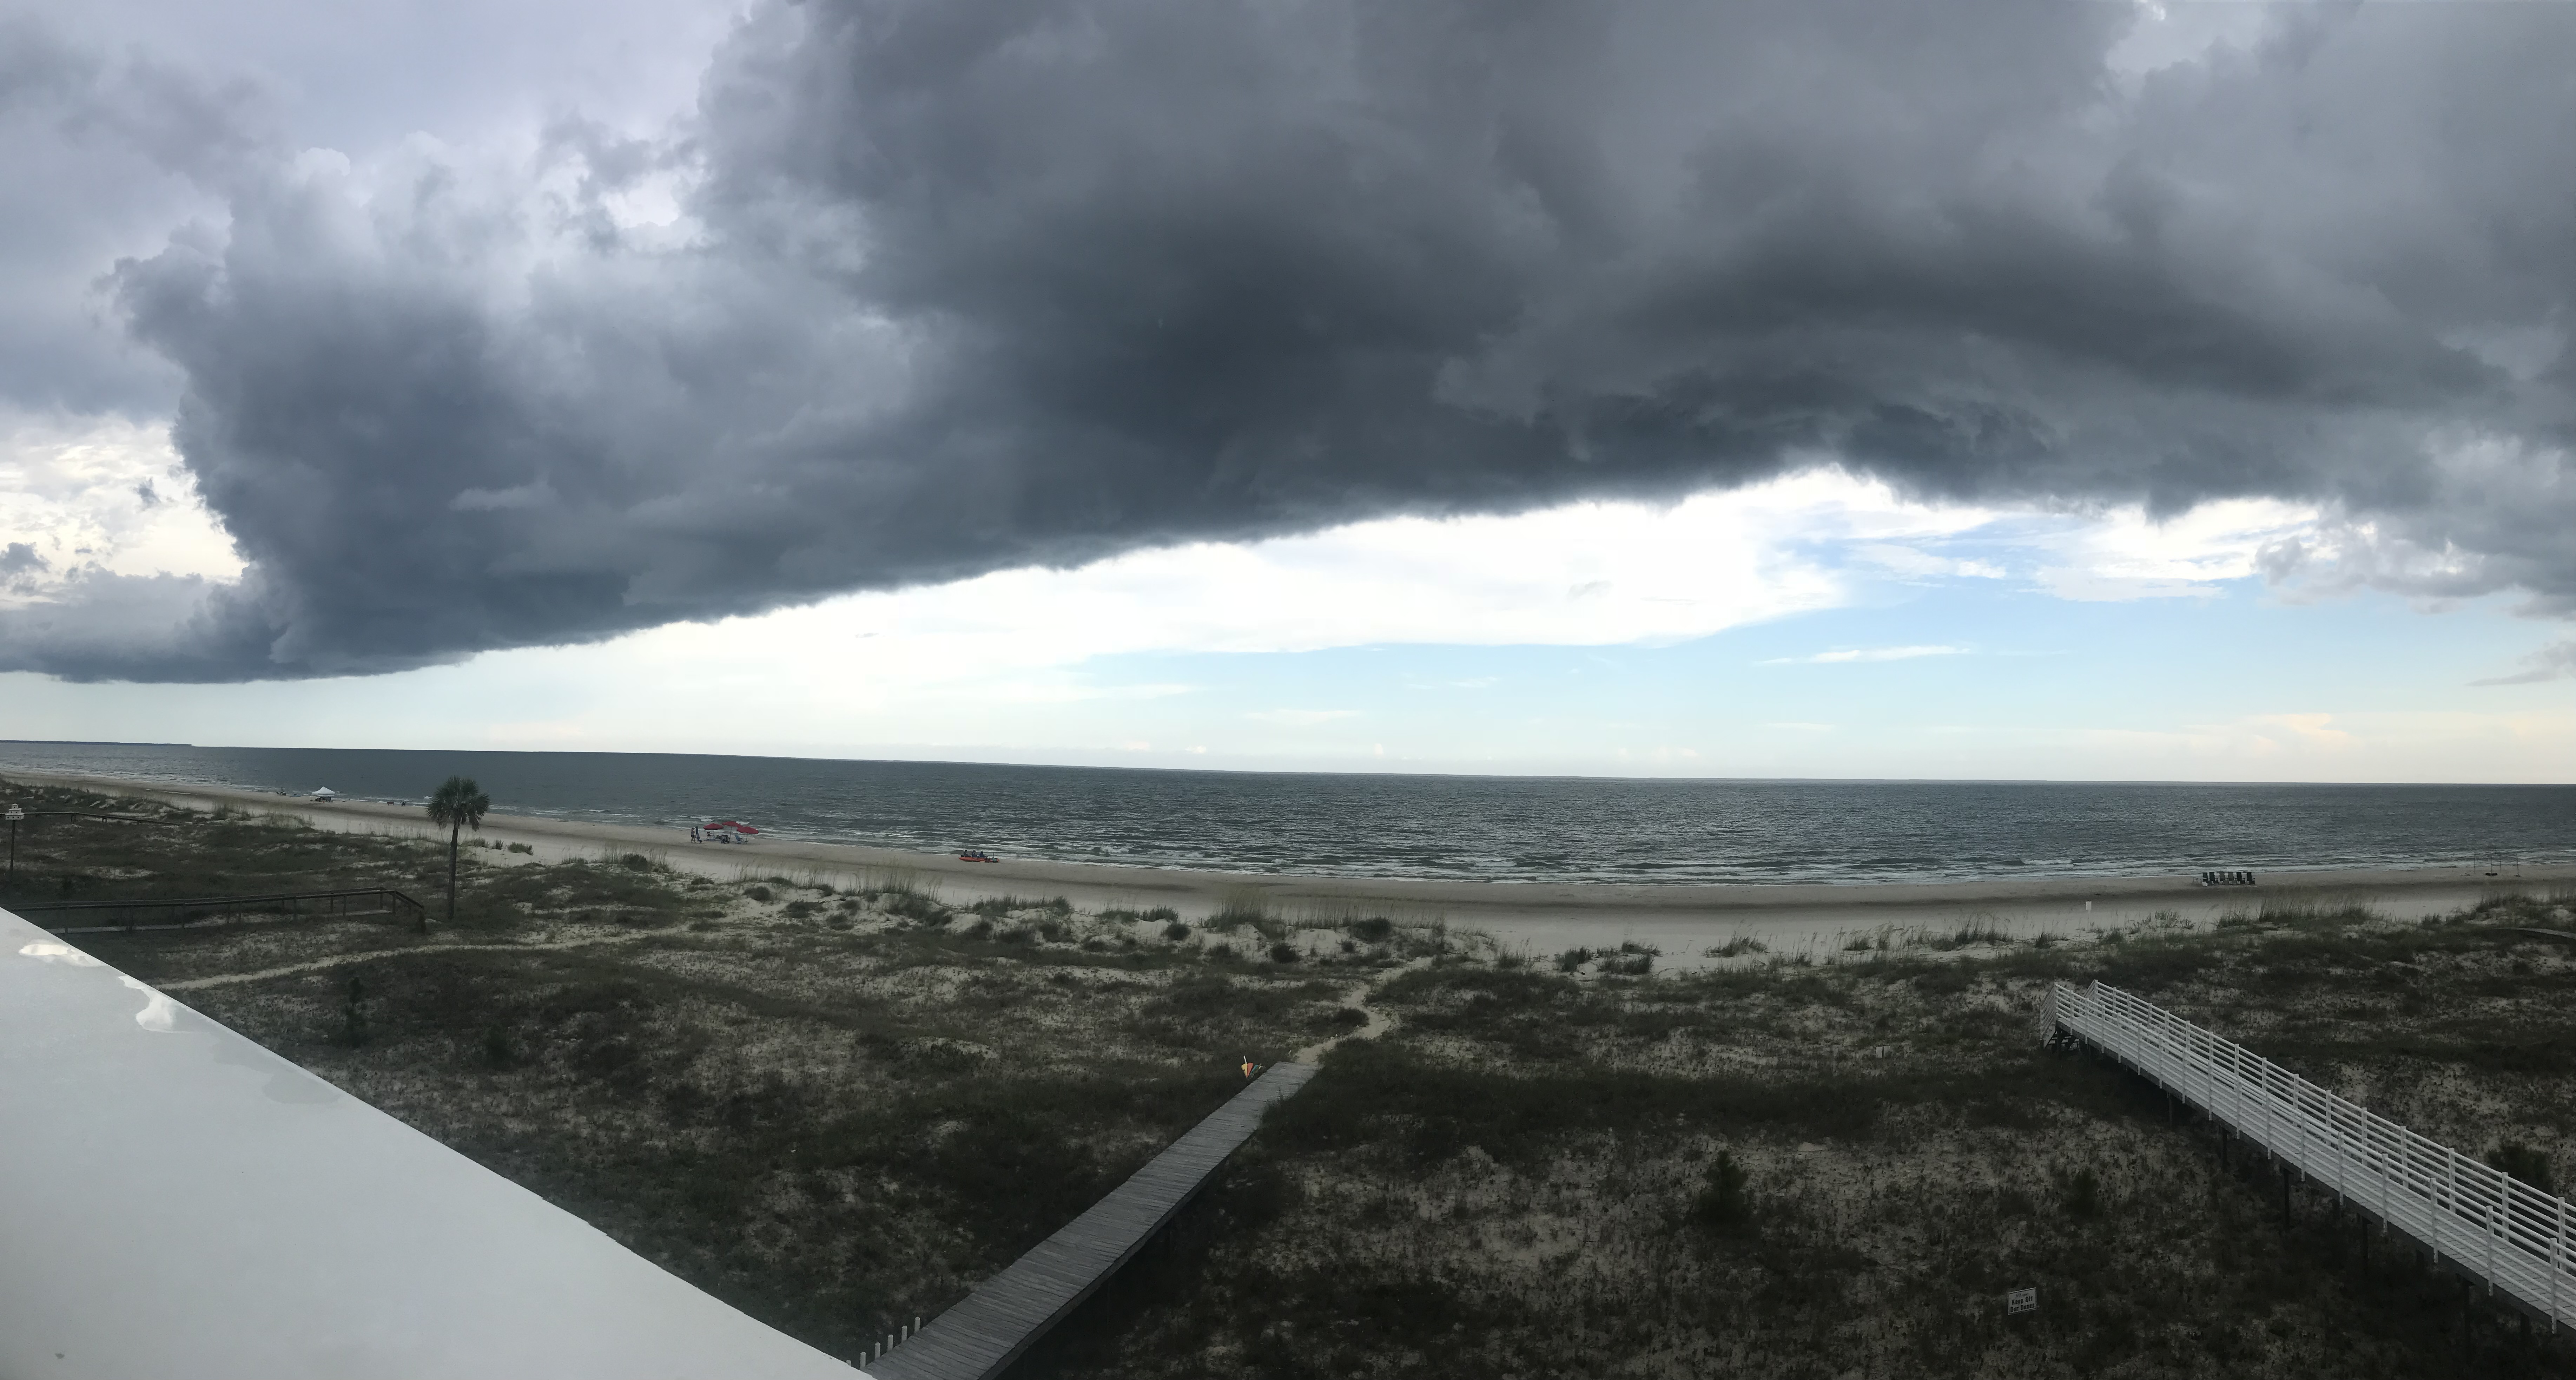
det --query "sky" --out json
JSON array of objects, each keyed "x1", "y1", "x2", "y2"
[{"x1": 0, "y1": 0, "x2": 2571, "y2": 781}]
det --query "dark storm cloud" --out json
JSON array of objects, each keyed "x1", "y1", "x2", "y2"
[
  {"x1": 6, "y1": 0, "x2": 2573, "y2": 680},
  {"x1": 0, "y1": 18, "x2": 264, "y2": 415}
]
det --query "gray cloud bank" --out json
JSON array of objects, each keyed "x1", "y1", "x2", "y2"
[{"x1": 3, "y1": 0, "x2": 2571, "y2": 680}]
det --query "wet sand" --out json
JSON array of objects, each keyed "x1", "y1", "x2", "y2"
[{"x1": 15, "y1": 767, "x2": 2571, "y2": 969}]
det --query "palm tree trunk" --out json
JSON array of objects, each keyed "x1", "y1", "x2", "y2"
[{"x1": 447, "y1": 819, "x2": 461, "y2": 925}]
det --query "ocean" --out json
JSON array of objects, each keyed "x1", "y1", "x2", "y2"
[{"x1": 1, "y1": 741, "x2": 2569, "y2": 886}]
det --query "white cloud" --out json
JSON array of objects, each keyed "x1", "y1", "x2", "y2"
[
  {"x1": 2062, "y1": 708, "x2": 2576, "y2": 780},
  {"x1": 0, "y1": 412, "x2": 243, "y2": 605},
  {"x1": 1244, "y1": 709, "x2": 1361, "y2": 725},
  {"x1": 1853, "y1": 544, "x2": 2007, "y2": 580},
  {"x1": 170, "y1": 468, "x2": 2340, "y2": 754},
  {"x1": 2474, "y1": 641, "x2": 2576, "y2": 687},
  {"x1": 1840, "y1": 493, "x2": 2323, "y2": 603},
  {"x1": 610, "y1": 468, "x2": 1974, "y2": 710},
  {"x1": 2016, "y1": 497, "x2": 2322, "y2": 603},
  {"x1": 1763, "y1": 645, "x2": 1968, "y2": 665},
  {"x1": 2254, "y1": 434, "x2": 2575, "y2": 613},
  {"x1": 2033, "y1": 569, "x2": 2225, "y2": 602},
  {"x1": 2105, "y1": 0, "x2": 2276, "y2": 81},
  {"x1": 1, "y1": 460, "x2": 2463, "y2": 773}
]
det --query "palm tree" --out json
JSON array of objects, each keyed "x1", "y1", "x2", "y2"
[{"x1": 425, "y1": 775, "x2": 490, "y2": 928}]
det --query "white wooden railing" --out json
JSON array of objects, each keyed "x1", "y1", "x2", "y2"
[{"x1": 2047, "y1": 980, "x2": 2576, "y2": 1329}]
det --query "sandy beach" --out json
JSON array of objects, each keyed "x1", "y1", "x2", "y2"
[{"x1": 13, "y1": 765, "x2": 2571, "y2": 968}]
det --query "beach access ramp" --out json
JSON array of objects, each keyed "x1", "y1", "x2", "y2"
[
  {"x1": 2048, "y1": 980, "x2": 2576, "y2": 1329},
  {"x1": 867, "y1": 1061, "x2": 1316, "y2": 1380}
]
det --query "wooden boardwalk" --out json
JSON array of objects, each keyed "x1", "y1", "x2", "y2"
[
  {"x1": 2050, "y1": 980, "x2": 2576, "y2": 1327},
  {"x1": 867, "y1": 1062, "x2": 1316, "y2": 1380}
]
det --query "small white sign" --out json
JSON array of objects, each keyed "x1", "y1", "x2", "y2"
[{"x1": 2007, "y1": 1287, "x2": 2039, "y2": 1315}]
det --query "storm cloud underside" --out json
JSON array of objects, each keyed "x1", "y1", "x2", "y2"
[{"x1": 4, "y1": 0, "x2": 2571, "y2": 680}]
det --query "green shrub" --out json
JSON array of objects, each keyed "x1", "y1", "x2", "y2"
[
  {"x1": 746, "y1": 885, "x2": 773, "y2": 903},
  {"x1": 1162, "y1": 921, "x2": 1191, "y2": 941},
  {"x1": 1210, "y1": 902, "x2": 1266, "y2": 930},
  {"x1": 1268, "y1": 1041, "x2": 1882, "y2": 1165},
  {"x1": 2491, "y1": 1141, "x2": 2554, "y2": 1193},
  {"x1": 1555, "y1": 947, "x2": 1593, "y2": 973},
  {"x1": 2062, "y1": 1166, "x2": 2101, "y2": 1219},
  {"x1": 887, "y1": 892, "x2": 943, "y2": 922},
  {"x1": 783, "y1": 900, "x2": 820, "y2": 919},
  {"x1": 1148, "y1": 975, "x2": 1249, "y2": 1020},
  {"x1": 1269, "y1": 942, "x2": 1300, "y2": 964},
  {"x1": 337, "y1": 974, "x2": 371, "y2": 1048},
  {"x1": 1693, "y1": 1150, "x2": 1753, "y2": 1230},
  {"x1": 1141, "y1": 906, "x2": 1180, "y2": 923},
  {"x1": 621, "y1": 853, "x2": 652, "y2": 871},
  {"x1": 1346, "y1": 916, "x2": 1394, "y2": 942}
]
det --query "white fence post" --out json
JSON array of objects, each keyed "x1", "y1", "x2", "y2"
[{"x1": 2535, "y1": 1195, "x2": 2555, "y2": 1339}]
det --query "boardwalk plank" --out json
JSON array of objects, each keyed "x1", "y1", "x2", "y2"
[{"x1": 866, "y1": 1063, "x2": 1315, "y2": 1380}]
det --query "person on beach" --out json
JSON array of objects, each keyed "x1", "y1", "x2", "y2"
[{"x1": 691, "y1": 825, "x2": 701, "y2": 843}]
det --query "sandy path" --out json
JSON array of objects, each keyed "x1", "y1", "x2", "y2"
[
  {"x1": 16, "y1": 766, "x2": 2571, "y2": 972},
  {"x1": 1293, "y1": 961, "x2": 1420, "y2": 1065},
  {"x1": 156, "y1": 934, "x2": 655, "y2": 992}
]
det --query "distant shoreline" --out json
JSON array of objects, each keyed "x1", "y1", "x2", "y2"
[{"x1": 12, "y1": 764, "x2": 2569, "y2": 967}]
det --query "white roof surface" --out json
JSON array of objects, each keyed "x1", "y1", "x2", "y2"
[{"x1": 0, "y1": 907, "x2": 866, "y2": 1380}]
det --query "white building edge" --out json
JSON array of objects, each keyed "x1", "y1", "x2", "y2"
[{"x1": 0, "y1": 907, "x2": 864, "y2": 1380}]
